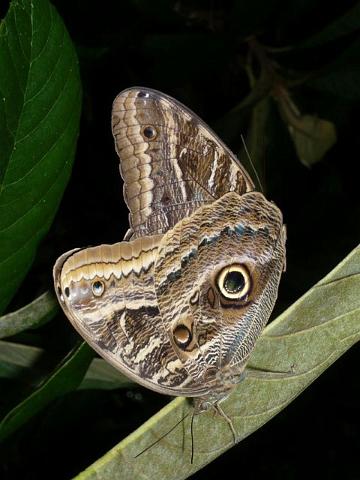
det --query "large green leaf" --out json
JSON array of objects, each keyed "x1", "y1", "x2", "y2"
[
  {"x1": 73, "y1": 244, "x2": 360, "y2": 480},
  {"x1": 0, "y1": 0, "x2": 82, "y2": 314}
]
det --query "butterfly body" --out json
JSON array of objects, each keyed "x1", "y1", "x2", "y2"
[{"x1": 54, "y1": 87, "x2": 286, "y2": 412}]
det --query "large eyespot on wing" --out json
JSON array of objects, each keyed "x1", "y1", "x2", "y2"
[
  {"x1": 111, "y1": 87, "x2": 255, "y2": 239},
  {"x1": 53, "y1": 235, "x2": 208, "y2": 397},
  {"x1": 216, "y1": 264, "x2": 252, "y2": 301},
  {"x1": 154, "y1": 191, "x2": 286, "y2": 387}
]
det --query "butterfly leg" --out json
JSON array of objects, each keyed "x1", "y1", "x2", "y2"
[{"x1": 214, "y1": 403, "x2": 237, "y2": 444}]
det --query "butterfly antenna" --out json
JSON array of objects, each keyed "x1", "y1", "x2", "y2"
[
  {"x1": 190, "y1": 410, "x2": 196, "y2": 464},
  {"x1": 241, "y1": 134, "x2": 264, "y2": 194},
  {"x1": 134, "y1": 411, "x2": 191, "y2": 459}
]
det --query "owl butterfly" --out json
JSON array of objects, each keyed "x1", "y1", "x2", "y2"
[{"x1": 54, "y1": 87, "x2": 286, "y2": 453}]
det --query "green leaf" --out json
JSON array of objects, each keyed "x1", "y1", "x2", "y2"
[
  {"x1": 0, "y1": 340, "x2": 43, "y2": 372},
  {"x1": 275, "y1": 91, "x2": 337, "y2": 166},
  {"x1": 0, "y1": 291, "x2": 58, "y2": 339},
  {"x1": 214, "y1": 70, "x2": 271, "y2": 147},
  {"x1": 0, "y1": 0, "x2": 82, "y2": 314},
  {"x1": 80, "y1": 357, "x2": 133, "y2": 391},
  {"x1": 288, "y1": 114, "x2": 337, "y2": 167},
  {"x1": 0, "y1": 340, "x2": 44, "y2": 379},
  {"x1": 0, "y1": 339, "x2": 130, "y2": 391},
  {"x1": 298, "y1": 4, "x2": 360, "y2": 48},
  {"x1": 306, "y1": 37, "x2": 360, "y2": 100},
  {"x1": 238, "y1": 96, "x2": 271, "y2": 192},
  {"x1": 73, "y1": 245, "x2": 360, "y2": 480},
  {"x1": 0, "y1": 342, "x2": 93, "y2": 442},
  {"x1": 0, "y1": 339, "x2": 43, "y2": 380}
]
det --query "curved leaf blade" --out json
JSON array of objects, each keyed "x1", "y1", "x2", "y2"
[
  {"x1": 0, "y1": 291, "x2": 58, "y2": 339},
  {"x1": 306, "y1": 38, "x2": 360, "y2": 101},
  {"x1": 0, "y1": 0, "x2": 82, "y2": 313},
  {"x1": 0, "y1": 342, "x2": 93, "y2": 442},
  {"x1": 0, "y1": 339, "x2": 131, "y2": 391},
  {"x1": 74, "y1": 245, "x2": 360, "y2": 480},
  {"x1": 298, "y1": 4, "x2": 360, "y2": 48}
]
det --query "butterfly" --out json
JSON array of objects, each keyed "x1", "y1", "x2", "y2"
[{"x1": 54, "y1": 87, "x2": 286, "y2": 422}]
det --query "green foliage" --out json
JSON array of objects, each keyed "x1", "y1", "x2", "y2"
[
  {"x1": 0, "y1": 1, "x2": 359, "y2": 479},
  {"x1": 0, "y1": 0, "x2": 82, "y2": 314},
  {"x1": 72, "y1": 245, "x2": 360, "y2": 480},
  {"x1": 0, "y1": 291, "x2": 58, "y2": 339},
  {"x1": 0, "y1": 339, "x2": 130, "y2": 390},
  {"x1": 0, "y1": 341, "x2": 93, "y2": 442}
]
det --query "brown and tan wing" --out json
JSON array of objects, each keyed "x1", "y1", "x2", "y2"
[
  {"x1": 53, "y1": 192, "x2": 286, "y2": 400},
  {"x1": 154, "y1": 191, "x2": 286, "y2": 396},
  {"x1": 53, "y1": 235, "x2": 208, "y2": 397},
  {"x1": 112, "y1": 87, "x2": 255, "y2": 238}
]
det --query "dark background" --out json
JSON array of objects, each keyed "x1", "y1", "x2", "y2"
[{"x1": 1, "y1": 1, "x2": 359, "y2": 478}]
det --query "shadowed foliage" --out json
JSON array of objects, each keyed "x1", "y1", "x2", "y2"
[{"x1": 0, "y1": 1, "x2": 359, "y2": 479}]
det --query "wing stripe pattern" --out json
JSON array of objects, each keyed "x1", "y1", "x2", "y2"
[
  {"x1": 54, "y1": 236, "x2": 210, "y2": 396},
  {"x1": 112, "y1": 87, "x2": 254, "y2": 238}
]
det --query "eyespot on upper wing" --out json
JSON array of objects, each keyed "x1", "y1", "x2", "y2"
[{"x1": 112, "y1": 87, "x2": 255, "y2": 238}]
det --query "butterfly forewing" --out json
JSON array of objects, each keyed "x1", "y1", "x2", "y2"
[{"x1": 112, "y1": 87, "x2": 254, "y2": 238}]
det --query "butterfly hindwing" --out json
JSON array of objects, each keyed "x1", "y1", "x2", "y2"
[
  {"x1": 54, "y1": 236, "x2": 208, "y2": 396},
  {"x1": 153, "y1": 191, "x2": 286, "y2": 398}
]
